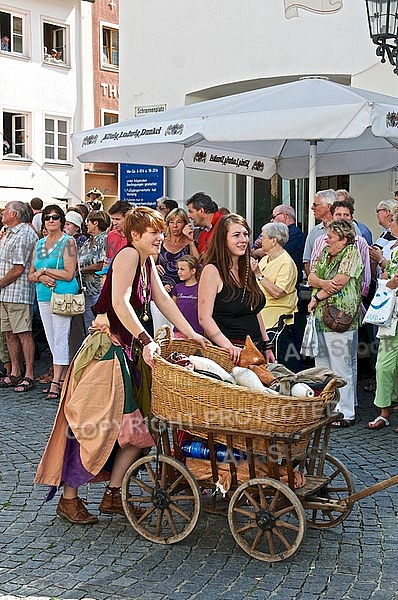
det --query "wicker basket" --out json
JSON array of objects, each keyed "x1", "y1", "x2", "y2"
[{"x1": 152, "y1": 327, "x2": 337, "y2": 455}]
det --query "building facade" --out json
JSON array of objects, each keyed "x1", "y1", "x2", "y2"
[
  {"x1": 118, "y1": 0, "x2": 398, "y2": 236},
  {"x1": 0, "y1": 0, "x2": 119, "y2": 210},
  {"x1": 0, "y1": 0, "x2": 93, "y2": 208},
  {"x1": 84, "y1": 0, "x2": 119, "y2": 210}
]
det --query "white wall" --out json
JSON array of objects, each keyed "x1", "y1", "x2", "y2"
[
  {"x1": 119, "y1": 0, "x2": 398, "y2": 235},
  {"x1": 0, "y1": 0, "x2": 90, "y2": 207}
]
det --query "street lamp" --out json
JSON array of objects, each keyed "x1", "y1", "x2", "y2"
[{"x1": 365, "y1": 1, "x2": 398, "y2": 74}]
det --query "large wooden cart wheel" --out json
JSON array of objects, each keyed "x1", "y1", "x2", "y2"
[
  {"x1": 121, "y1": 454, "x2": 201, "y2": 544},
  {"x1": 303, "y1": 452, "x2": 354, "y2": 529},
  {"x1": 227, "y1": 478, "x2": 306, "y2": 562}
]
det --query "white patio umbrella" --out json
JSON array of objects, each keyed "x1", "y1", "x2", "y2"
[{"x1": 72, "y1": 78, "x2": 398, "y2": 214}]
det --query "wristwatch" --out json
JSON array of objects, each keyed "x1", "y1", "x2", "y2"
[
  {"x1": 257, "y1": 275, "x2": 265, "y2": 281},
  {"x1": 43, "y1": 267, "x2": 47, "y2": 275},
  {"x1": 314, "y1": 293, "x2": 322, "y2": 302}
]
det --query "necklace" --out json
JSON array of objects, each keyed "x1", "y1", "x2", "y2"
[{"x1": 140, "y1": 264, "x2": 150, "y2": 322}]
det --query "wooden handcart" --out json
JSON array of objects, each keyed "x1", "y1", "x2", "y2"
[{"x1": 121, "y1": 330, "x2": 398, "y2": 562}]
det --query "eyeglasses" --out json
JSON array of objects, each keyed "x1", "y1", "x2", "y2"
[
  {"x1": 271, "y1": 213, "x2": 282, "y2": 219},
  {"x1": 44, "y1": 214, "x2": 61, "y2": 222},
  {"x1": 376, "y1": 208, "x2": 387, "y2": 213},
  {"x1": 311, "y1": 203, "x2": 323, "y2": 207}
]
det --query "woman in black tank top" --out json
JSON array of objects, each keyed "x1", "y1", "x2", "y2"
[{"x1": 198, "y1": 213, "x2": 274, "y2": 364}]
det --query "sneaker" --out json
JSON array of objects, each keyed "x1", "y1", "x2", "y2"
[{"x1": 56, "y1": 495, "x2": 98, "y2": 524}]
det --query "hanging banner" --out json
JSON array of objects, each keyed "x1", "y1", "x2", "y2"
[
  {"x1": 119, "y1": 164, "x2": 164, "y2": 207},
  {"x1": 284, "y1": 0, "x2": 343, "y2": 19}
]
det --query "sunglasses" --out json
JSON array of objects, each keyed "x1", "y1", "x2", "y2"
[{"x1": 44, "y1": 214, "x2": 61, "y2": 222}]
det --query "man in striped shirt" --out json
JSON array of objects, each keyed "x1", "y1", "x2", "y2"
[{"x1": 0, "y1": 201, "x2": 38, "y2": 392}]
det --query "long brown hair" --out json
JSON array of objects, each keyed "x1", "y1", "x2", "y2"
[{"x1": 203, "y1": 214, "x2": 263, "y2": 308}]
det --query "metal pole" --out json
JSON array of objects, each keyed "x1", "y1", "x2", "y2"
[
  {"x1": 246, "y1": 176, "x2": 254, "y2": 239},
  {"x1": 308, "y1": 140, "x2": 317, "y2": 231}
]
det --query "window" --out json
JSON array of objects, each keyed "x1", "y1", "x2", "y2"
[
  {"x1": 0, "y1": 9, "x2": 25, "y2": 55},
  {"x1": 43, "y1": 20, "x2": 69, "y2": 65},
  {"x1": 102, "y1": 111, "x2": 119, "y2": 126},
  {"x1": 45, "y1": 117, "x2": 69, "y2": 163},
  {"x1": 101, "y1": 24, "x2": 118, "y2": 69},
  {"x1": 2, "y1": 110, "x2": 28, "y2": 158}
]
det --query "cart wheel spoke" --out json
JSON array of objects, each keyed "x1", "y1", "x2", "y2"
[
  {"x1": 164, "y1": 507, "x2": 178, "y2": 536},
  {"x1": 243, "y1": 488, "x2": 260, "y2": 511},
  {"x1": 128, "y1": 495, "x2": 152, "y2": 503},
  {"x1": 251, "y1": 527, "x2": 264, "y2": 551},
  {"x1": 122, "y1": 454, "x2": 201, "y2": 544},
  {"x1": 275, "y1": 519, "x2": 300, "y2": 532},
  {"x1": 136, "y1": 505, "x2": 156, "y2": 523},
  {"x1": 155, "y1": 508, "x2": 164, "y2": 536},
  {"x1": 302, "y1": 453, "x2": 354, "y2": 530},
  {"x1": 144, "y1": 462, "x2": 157, "y2": 485},
  {"x1": 233, "y1": 506, "x2": 257, "y2": 520},
  {"x1": 266, "y1": 530, "x2": 276, "y2": 556},
  {"x1": 168, "y1": 501, "x2": 194, "y2": 522},
  {"x1": 257, "y1": 484, "x2": 267, "y2": 509},
  {"x1": 236, "y1": 522, "x2": 258, "y2": 534},
  {"x1": 269, "y1": 489, "x2": 281, "y2": 512},
  {"x1": 160, "y1": 460, "x2": 167, "y2": 488},
  {"x1": 228, "y1": 478, "x2": 306, "y2": 562},
  {"x1": 167, "y1": 473, "x2": 187, "y2": 494},
  {"x1": 274, "y1": 504, "x2": 297, "y2": 519},
  {"x1": 272, "y1": 527, "x2": 291, "y2": 550},
  {"x1": 169, "y1": 495, "x2": 196, "y2": 502},
  {"x1": 130, "y1": 476, "x2": 153, "y2": 495}
]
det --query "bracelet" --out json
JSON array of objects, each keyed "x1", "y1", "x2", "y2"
[
  {"x1": 314, "y1": 293, "x2": 323, "y2": 302},
  {"x1": 257, "y1": 275, "x2": 265, "y2": 281},
  {"x1": 262, "y1": 340, "x2": 274, "y2": 352},
  {"x1": 137, "y1": 331, "x2": 153, "y2": 346}
]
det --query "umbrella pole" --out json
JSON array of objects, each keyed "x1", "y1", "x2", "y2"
[
  {"x1": 246, "y1": 176, "x2": 254, "y2": 234},
  {"x1": 308, "y1": 141, "x2": 317, "y2": 231}
]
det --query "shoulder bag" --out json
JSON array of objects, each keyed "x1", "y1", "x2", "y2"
[
  {"x1": 50, "y1": 239, "x2": 86, "y2": 316},
  {"x1": 322, "y1": 303, "x2": 355, "y2": 333}
]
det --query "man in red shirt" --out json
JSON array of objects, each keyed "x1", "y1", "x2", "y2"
[
  {"x1": 106, "y1": 201, "x2": 131, "y2": 261},
  {"x1": 186, "y1": 192, "x2": 222, "y2": 256}
]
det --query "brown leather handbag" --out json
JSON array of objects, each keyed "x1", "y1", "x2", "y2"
[{"x1": 322, "y1": 303, "x2": 354, "y2": 333}]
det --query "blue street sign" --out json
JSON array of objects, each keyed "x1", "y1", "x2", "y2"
[{"x1": 119, "y1": 164, "x2": 164, "y2": 207}]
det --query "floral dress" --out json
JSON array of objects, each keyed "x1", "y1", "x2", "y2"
[
  {"x1": 311, "y1": 244, "x2": 363, "y2": 332},
  {"x1": 78, "y1": 231, "x2": 107, "y2": 297}
]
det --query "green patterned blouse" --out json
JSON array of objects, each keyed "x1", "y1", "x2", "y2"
[
  {"x1": 385, "y1": 247, "x2": 398, "y2": 279},
  {"x1": 311, "y1": 244, "x2": 363, "y2": 332}
]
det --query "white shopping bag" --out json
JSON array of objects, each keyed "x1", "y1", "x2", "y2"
[
  {"x1": 300, "y1": 314, "x2": 318, "y2": 358},
  {"x1": 363, "y1": 280, "x2": 396, "y2": 327}
]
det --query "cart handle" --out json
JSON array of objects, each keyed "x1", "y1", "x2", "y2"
[{"x1": 340, "y1": 473, "x2": 398, "y2": 507}]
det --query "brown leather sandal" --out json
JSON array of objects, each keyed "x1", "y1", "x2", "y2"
[{"x1": 46, "y1": 381, "x2": 61, "y2": 400}]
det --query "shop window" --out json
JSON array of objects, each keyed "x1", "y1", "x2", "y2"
[
  {"x1": 101, "y1": 24, "x2": 119, "y2": 69},
  {"x1": 102, "y1": 111, "x2": 119, "y2": 126},
  {"x1": 45, "y1": 117, "x2": 69, "y2": 162},
  {"x1": 0, "y1": 9, "x2": 25, "y2": 55},
  {"x1": 43, "y1": 21, "x2": 69, "y2": 65},
  {"x1": 2, "y1": 111, "x2": 28, "y2": 158}
]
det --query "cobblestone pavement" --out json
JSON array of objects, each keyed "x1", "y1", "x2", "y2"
[{"x1": 0, "y1": 352, "x2": 397, "y2": 600}]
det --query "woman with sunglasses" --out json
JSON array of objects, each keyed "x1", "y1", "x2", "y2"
[{"x1": 28, "y1": 205, "x2": 78, "y2": 399}]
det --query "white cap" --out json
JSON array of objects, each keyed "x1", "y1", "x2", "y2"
[{"x1": 65, "y1": 211, "x2": 83, "y2": 229}]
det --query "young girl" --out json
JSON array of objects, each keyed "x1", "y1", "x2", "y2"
[{"x1": 172, "y1": 255, "x2": 204, "y2": 337}]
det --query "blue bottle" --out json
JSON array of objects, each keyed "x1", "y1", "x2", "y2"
[{"x1": 180, "y1": 441, "x2": 246, "y2": 462}]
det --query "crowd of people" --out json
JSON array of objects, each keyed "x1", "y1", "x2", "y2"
[{"x1": 1, "y1": 186, "x2": 398, "y2": 525}]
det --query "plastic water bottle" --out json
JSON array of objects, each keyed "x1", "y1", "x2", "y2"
[{"x1": 180, "y1": 441, "x2": 246, "y2": 462}]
